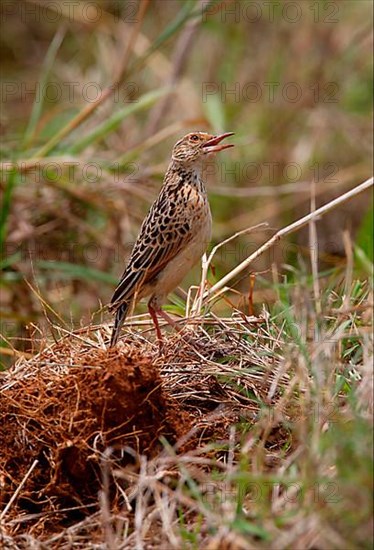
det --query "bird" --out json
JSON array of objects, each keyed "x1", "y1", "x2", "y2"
[{"x1": 109, "y1": 131, "x2": 234, "y2": 347}]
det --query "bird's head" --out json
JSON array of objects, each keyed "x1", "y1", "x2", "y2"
[{"x1": 171, "y1": 131, "x2": 234, "y2": 166}]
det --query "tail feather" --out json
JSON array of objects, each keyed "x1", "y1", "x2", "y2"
[{"x1": 110, "y1": 301, "x2": 130, "y2": 347}]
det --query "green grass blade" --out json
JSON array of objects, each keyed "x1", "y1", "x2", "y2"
[
  {"x1": 356, "y1": 205, "x2": 373, "y2": 262},
  {"x1": 68, "y1": 87, "x2": 170, "y2": 154},
  {"x1": 142, "y1": 0, "x2": 196, "y2": 57},
  {"x1": 204, "y1": 94, "x2": 226, "y2": 133},
  {"x1": 22, "y1": 26, "x2": 66, "y2": 149},
  {"x1": 36, "y1": 260, "x2": 117, "y2": 285},
  {"x1": 126, "y1": 0, "x2": 219, "y2": 77},
  {"x1": 149, "y1": 0, "x2": 221, "y2": 54},
  {"x1": 354, "y1": 245, "x2": 374, "y2": 277},
  {"x1": 0, "y1": 252, "x2": 21, "y2": 270},
  {"x1": 231, "y1": 517, "x2": 271, "y2": 540},
  {"x1": 0, "y1": 167, "x2": 17, "y2": 254}
]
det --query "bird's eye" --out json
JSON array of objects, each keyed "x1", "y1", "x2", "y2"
[{"x1": 190, "y1": 134, "x2": 199, "y2": 142}]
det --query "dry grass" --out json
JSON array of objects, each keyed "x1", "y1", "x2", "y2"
[{"x1": 1, "y1": 273, "x2": 372, "y2": 548}]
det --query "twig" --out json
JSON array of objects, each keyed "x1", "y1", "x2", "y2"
[
  {"x1": 99, "y1": 449, "x2": 117, "y2": 550},
  {"x1": 0, "y1": 459, "x2": 39, "y2": 520},
  {"x1": 204, "y1": 177, "x2": 373, "y2": 301},
  {"x1": 193, "y1": 223, "x2": 269, "y2": 315},
  {"x1": 342, "y1": 230, "x2": 354, "y2": 311},
  {"x1": 0, "y1": 345, "x2": 33, "y2": 359},
  {"x1": 309, "y1": 177, "x2": 321, "y2": 314}
]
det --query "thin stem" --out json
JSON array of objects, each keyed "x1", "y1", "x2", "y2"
[
  {"x1": 309, "y1": 178, "x2": 321, "y2": 314},
  {"x1": 204, "y1": 177, "x2": 374, "y2": 302}
]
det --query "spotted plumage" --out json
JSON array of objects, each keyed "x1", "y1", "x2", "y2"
[{"x1": 109, "y1": 131, "x2": 234, "y2": 347}]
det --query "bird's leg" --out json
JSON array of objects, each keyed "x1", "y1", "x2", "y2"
[
  {"x1": 156, "y1": 308, "x2": 200, "y2": 350},
  {"x1": 157, "y1": 308, "x2": 180, "y2": 329},
  {"x1": 148, "y1": 303, "x2": 164, "y2": 350},
  {"x1": 148, "y1": 303, "x2": 183, "y2": 352}
]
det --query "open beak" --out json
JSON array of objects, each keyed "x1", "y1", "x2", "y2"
[{"x1": 202, "y1": 132, "x2": 235, "y2": 153}]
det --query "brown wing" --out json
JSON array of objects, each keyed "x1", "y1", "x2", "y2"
[{"x1": 110, "y1": 185, "x2": 191, "y2": 310}]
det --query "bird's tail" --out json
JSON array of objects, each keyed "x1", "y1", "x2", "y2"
[{"x1": 109, "y1": 301, "x2": 130, "y2": 347}]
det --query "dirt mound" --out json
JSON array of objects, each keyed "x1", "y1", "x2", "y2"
[
  {"x1": 1, "y1": 321, "x2": 281, "y2": 542},
  {"x1": 0, "y1": 342, "x2": 192, "y2": 530}
]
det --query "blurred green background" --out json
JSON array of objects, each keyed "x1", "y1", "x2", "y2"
[{"x1": 0, "y1": 0, "x2": 373, "y2": 357}]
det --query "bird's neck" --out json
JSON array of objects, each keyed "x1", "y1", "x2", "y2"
[{"x1": 167, "y1": 159, "x2": 205, "y2": 192}]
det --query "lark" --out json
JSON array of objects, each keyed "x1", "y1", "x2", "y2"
[{"x1": 109, "y1": 131, "x2": 234, "y2": 347}]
